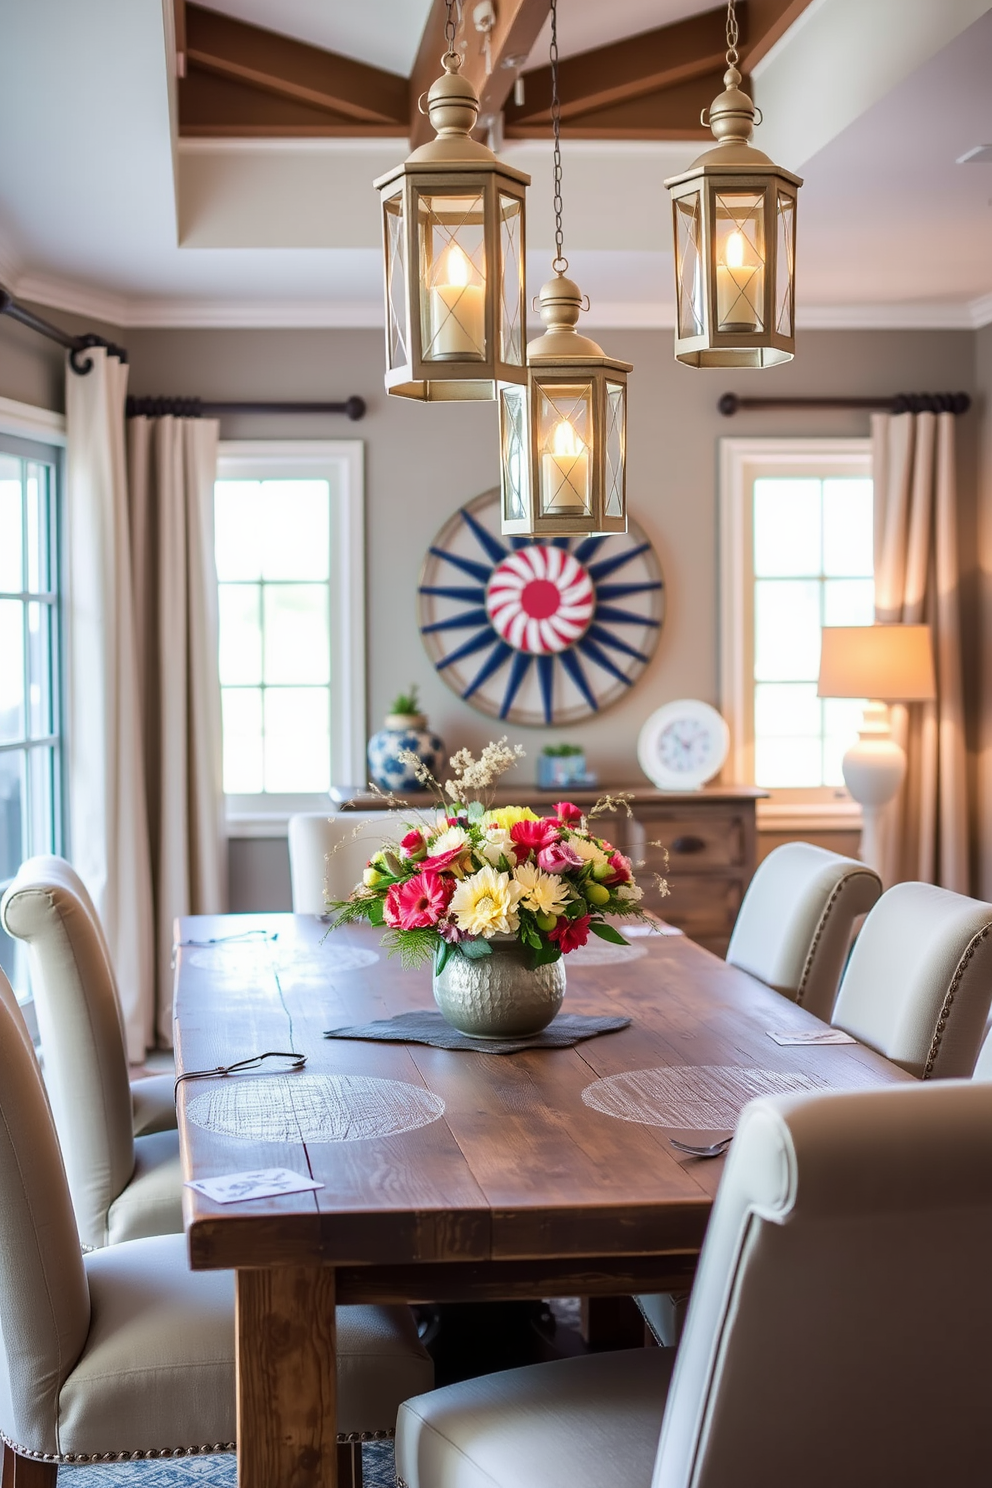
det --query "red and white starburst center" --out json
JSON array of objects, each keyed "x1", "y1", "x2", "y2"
[{"x1": 485, "y1": 547, "x2": 595, "y2": 655}]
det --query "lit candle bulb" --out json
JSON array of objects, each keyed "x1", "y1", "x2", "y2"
[
  {"x1": 541, "y1": 418, "x2": 590, "y2": 513},
  {"x1": 429, "y1": 243, "x2": 485, "y2": 359},
  {"x1": 716, "y1": 227, "x2": 762, "y2": 331}
]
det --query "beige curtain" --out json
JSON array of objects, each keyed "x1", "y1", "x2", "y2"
[
  {"x1": 65, "y1": 350, "x2": 155, "y2": 1060},
  {"x1": 128, "y1": 415, "x2": 227, "y2": 1047},
  {"x1": 872, "y1": 411, "x2": 969, "y2": 891}
]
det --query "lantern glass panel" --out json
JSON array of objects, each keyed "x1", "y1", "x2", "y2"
[
  {"x1": 500, "y1": 384, "x2": 527, "y2": 523},
  {"x1": 675, "y1": 193, "x2": 704, "y2": 338},
  {"x1": 499, "y1": 194, "x2": 524, "y2": 366},
  {"x1": 536, "y1": 383, "x2": 593, "y2": 517},
  {"x1": 418, "y1": 192, "x2": 487, "y2": 362},
  {"x1": 776, "y1": 191, "x2": 796, "y2": 337},
  {"x1": 715, "y1": 192, "x2": 765, "y2": 333},
  {"x1": 605, "y1": 382, "x2": 625, "y2": 518},
  {"x1": 383, "y1": 195, "x2": 408, "y2": 371}
]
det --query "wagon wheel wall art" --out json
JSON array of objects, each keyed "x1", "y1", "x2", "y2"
[{"x1": 418, "y1": 490, "x2": 665, "y2": 726}]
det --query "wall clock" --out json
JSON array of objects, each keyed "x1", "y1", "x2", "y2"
[
  {"x1": 637, "y1": 700, "x2": 730, "y2": 791},
  {"x1": 418, "y1": 489, "x2": 664, "y2": 726}
]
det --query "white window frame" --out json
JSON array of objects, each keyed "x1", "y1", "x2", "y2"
[
  {"x1": 719, "y1": 435, "x2": 872, "y2": 833},
  {"x1": 216, "y1": 440, "x2": 365, "y2": 834}
]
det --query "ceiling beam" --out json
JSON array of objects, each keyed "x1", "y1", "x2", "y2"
[
  {"x1": 409, "y1": 0, "x2": 551, "y2": 148},
  {"x1": 505, "y1": 69, "x2": 726, "y2": 141},
  {"x1": 183, "y1": 4, "x2": 407, "y2": 128}
]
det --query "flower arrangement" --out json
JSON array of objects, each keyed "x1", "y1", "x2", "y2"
[{"x1": 327, "y1": 740, "x2": 651, "y2": 973}]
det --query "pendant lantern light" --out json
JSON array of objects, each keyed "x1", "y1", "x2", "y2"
[
  {"x1": 373, "y1": 1, "x2": 529, "y2": 401},
  {"x1": 498, "y1": 0, "x2": 631, "y2": 536},
  {"x1": 664, "y1": 0, "x2": 802, "y2": 368}
]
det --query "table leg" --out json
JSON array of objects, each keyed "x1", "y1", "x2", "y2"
[{"x1": 237, "y1": 1265, "x2": 339, "y2": 1488}]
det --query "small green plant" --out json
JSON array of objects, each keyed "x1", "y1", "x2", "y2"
[
  {"x1": 390, "y1": 684, "x2": 421, "y2": 715},
  {"x1": 541, "y1": 742, "x2": 585, "y2": 757}
]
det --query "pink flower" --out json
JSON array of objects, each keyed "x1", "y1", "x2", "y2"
[
  {"x1": 383, "y1": 871, "x2": 453, "y2": 930},
  {"x1": 400, "y1": 829, "x2": 427, "y2": 861},
  {"x1": 511, "y1": 818, "x2": 562, "y2": 854},
  {"x1": 554, "y1": 801, "x2": 583, "y2": 824},
  {"x1": 548, "y1": 913, "x2": 592, "y2": 953},
  {"x1": 537, "y1": 841, "x2": 584, "y2": 875},
  {"x1": 422, "y1": 844, "x2": 468, "y2": 874},
  {"x1": 604, "y1": 851, "x2": 632, "y2": 885},
  {"x1": 438, "y1": 921, "x2": 467, "y2": 943}
]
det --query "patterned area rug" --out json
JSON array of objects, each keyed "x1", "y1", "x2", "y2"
[{"x1": 60, "y1": 1444, "x2": 396, "y2": 1488}]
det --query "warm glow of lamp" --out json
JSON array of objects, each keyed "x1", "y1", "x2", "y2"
[
  {"x1": 541, "y1": 417, "x2": 590, "y2": 512},
  {"x1": 725, "y1": 230, "x2": 745, "y2": 268},
  {"x1": 817, "y1": 624, "x2": 936, "y2": 873},
  {"x1": 430, "y1": 243, "x2": 485, "y2": 360}
]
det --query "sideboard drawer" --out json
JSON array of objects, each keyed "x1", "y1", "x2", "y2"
[
  {"x1": 626, "y1": 811, "x2": 745, "y2": 872},
  {"x1": 659, "y1": 874, "x2": 743, "y2": 945}
]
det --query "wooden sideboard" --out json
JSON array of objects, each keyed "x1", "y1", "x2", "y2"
[{"x1": 341, "y1": 785, "x2": 766, "y2": 958}]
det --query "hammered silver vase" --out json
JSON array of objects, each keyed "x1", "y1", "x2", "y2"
[{"x1": 433, "y1": 936, "x2": 565, "y2": 1038}]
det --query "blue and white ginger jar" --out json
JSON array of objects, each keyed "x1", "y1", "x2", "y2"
[{"x1": 367, "y1": 712, "x2": 445, "y2": 793}]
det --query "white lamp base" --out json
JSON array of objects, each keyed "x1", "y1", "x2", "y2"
[{"x1": 840, "y1": 701, "x2": 906, "y2": 874}]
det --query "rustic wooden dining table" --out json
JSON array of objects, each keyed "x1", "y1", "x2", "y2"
[{"x1": 173, "y1": 911, "x2": 911, "y2": 1488}]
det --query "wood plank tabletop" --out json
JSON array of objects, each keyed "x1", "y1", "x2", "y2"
[{"x1": 174, "y1": 913, "x2": 912, "y2": 1281}]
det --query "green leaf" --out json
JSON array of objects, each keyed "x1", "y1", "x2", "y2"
[
  {"x1": 434, "y1": 939, "x2": 455, "y2": 976},
  {"x1": 589, "y1": 921, "x2": 629, "y2": 945},
  {"x1": 458, "y1": 938, "x2": 493, "y2": 960},
  {"x1": 467, "y1": 800, "x2": 485, "y2": 821},
  {"x1": 528, "y1": 941, "x2": 562, "y2": 969},
  {"x1": 368, "y1": 898, "x2": 385, "y2": 927}
]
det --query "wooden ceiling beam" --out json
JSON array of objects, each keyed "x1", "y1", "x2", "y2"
[
  {"x1": 409, "y1": 0, "x2": 551, "y2": 148},
  {"x1": 183, "y1": 4, "x2": 408, "y2": 128},
  {"x1": 505, "y1": 68, "x2": 726, "y2": 141}
]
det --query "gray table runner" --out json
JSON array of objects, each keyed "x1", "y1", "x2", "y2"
[{"x1": 324, "y1": 1009, "x2": 631, "y2": 1055}]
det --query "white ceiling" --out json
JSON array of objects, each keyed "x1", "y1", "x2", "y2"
[
  {"x1": 0, "y1": 0, "x2": 990, "y2": 330},
  {"x1": 199, "y1": 1, "x2": 433, "y2": 77}
]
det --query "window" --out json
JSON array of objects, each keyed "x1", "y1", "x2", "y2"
[
  {"x1": 214, "y1": 442, "x2": 365, "y2": 823},
  {"x1": 720, "y1": 437, "x2": 873, "y2": 824},
  {"x1": 0, "y1": 424, "x2": 65, "y2": 998}
]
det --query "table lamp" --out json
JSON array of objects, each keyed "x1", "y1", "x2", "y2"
[{"x1": 817, "y1": 624, "x2": 936, "y2": 872}]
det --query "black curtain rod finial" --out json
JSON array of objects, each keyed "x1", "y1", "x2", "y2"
[{"x1": 719, "y1": 391, "x2": 971, "y2": 417}]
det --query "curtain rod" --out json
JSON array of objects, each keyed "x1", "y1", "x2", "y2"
[
  {"x1": 718, "y1": 392, "x2": 971, "y2": 417},
  {"x1": 125, "y1": 396, "x2": 366, "y2": 421},
  {"x1": 0, "y1": 284, "x2": 127, "y2": 374}
]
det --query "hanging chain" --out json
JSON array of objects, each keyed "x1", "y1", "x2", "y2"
[
  {"x1": 725, "y1": 0, "x2": 739, "y2": 67},
  {"x1": 443, "y1": 0, "x2": 458, "y2": 66},
  {"x1": 550, "y1": 0, "x2": 567, "y2": 274}
]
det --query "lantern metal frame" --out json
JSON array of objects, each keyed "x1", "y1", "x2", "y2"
[
  {"x1": 664, "y1": 1, "x2": 802, "y2": 369},
  {"x1": 374, "y1": 49, "x2": 529, "y2": 402}
]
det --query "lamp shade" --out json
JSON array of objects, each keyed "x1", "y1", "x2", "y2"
[{"x1": 817, "y1": 625, "x2": 936, "y2": 702}]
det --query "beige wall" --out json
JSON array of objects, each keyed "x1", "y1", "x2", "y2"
[{"x1": 977, "y1": 322, "x2": 992, "y2": 898}]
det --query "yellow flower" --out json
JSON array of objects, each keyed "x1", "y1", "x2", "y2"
[
  {"x1": 513, "y1": 861, "x2": 570, "y2": 917},
  {"x1": 568, "y1": 834, "x2": 610, "y2": 867},
  {"x1": 481, "y1": 806, "x2": 539, "y2": 831},
  {"x1": 449, "y1": 865, "x2": 525, "y2": 938}
]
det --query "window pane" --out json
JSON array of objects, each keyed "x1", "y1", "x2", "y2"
[
  {"x1": 263, "y1": 689, "x2": 329, "y2": 793},
  {"x1": 823, "y1": 578, "x2": 875, "y2": 626},
  {"x1": 258, "y1": 482, "x2": 330, "y2": 581},
  {"x1": 27, "y1": 745, "x2": 55, "y2": 852},
  {"x1": 221, "y1": 688, "x2": 263, "y2": 794},
  {"x1": 755, "y1": 682, "x2": 821, "y2": 738},
  {"x1": 0, "y1": 465, "x2": 23, "y2": 593},
  {"x1": 215, "y1": 482, "x2": 263, "y2": 581},
  {"x1": 824, "y1": 696, "x2": 866, "y2": 740},
  {"x1": 823, "y1": 479, "x2": 873, "y2": 576},
  {"x1": 26, "y1": 602, "x2": 52, "y2": 737},
  {"x1": 26, "y1": 465, "x2": 49, "y2": 592},
  {"x1": 755, "y1": 736, "x2": 822, "y2": 788},
  {"x1": 0, "y1": 750, "x2": 25, "y2": 880},
  {"x1": 754, "y1": 579, "x2": 821, "y2": 680},
  {"x1": 218, "y1": 585, "x2": 262, "y2": 685},
  {"x1": 263, "y1": 586, "x2": 330, "y2": 684},
  {"x1": 753, "y1": 479, "x2": 821, "y2": 576},
  {"x1": 0, "y1": 600, "x2": 25, "y2": 743}
]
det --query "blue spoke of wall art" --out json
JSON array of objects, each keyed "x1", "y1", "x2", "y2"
[
  {"x1": 594, "y1": 603, "x2": 662, "y2": 628},
  {"x1": 587, "y1": 543, "x2": 651, "y2": 582},
  {"x1": 551, "y1": 536, "x2": 572, "y2": 549},
  {"x1": 537, "y1": 654, "x2": 554, "y2": 725},
  {"x1": 436, "y1": 628, "x2": 502, "y2": 670},
  {"x1": 462, "y1": 639, "x2": 514, "y2": 700},
  {"x1": 595, "y1": 580, "x2": 664, "y2": 601},
  {"x1": 421, "y1": 609, "x2": 491, "y2": 634},
  {"x1": 500, "y1": 651, "x2": 533, "y2": 719},
  {"x1": 577, "y1": 634, "x2": 636, "y2": 687},
  {"x1": 572, "y1": 535, "x2": 608, "y2": 565},
  {"x1": 428, "y1": 546, "x2": 492, "y2": 583},
  {"x1": 460, "y1": 505, "x2": 509, "y2": 564},
  {"x1": 586, "y1": 623, "x2": 649, "y2": 663},
  {"x1": 420, "y1": 584, "x2": 488, "y2": 603},
  {"x1": 559, "y1": 649, "x2": 600, "y2": 713}
]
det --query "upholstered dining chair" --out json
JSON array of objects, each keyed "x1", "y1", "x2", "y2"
[
  {"x1": 25, "y1": 855, "x2": 177, "y2": 1136},
  {"x1": 0, "y1": 966, "x2": 433, "y2": 1488},
  {"x1": 288, "y1": 811, "x2": 412, "y2": 912},
  {"x1": 0, "y1": 859, "x2": 183, "y2": 1249},
  {"x1": 726, "y1": 842, "x2": 881, "y2": 1022},
  {"x1": 829, "y1": 880, "x2": 992, "y2": 1078},
  {"x1": 397, "y1": 1080, "x2": 992, "y2": 1488},
  {"x1": 973, "y1": 1024, "x2": 992, "y2": 1079}
]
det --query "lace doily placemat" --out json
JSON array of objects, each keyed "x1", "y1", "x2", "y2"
[
  {"x1": 565, "y1": 940, "x2": 648, "y2": 968},
  {"x1": 581, "y1": 1064, "x2": 829, "y2": 1129},
  {"x1": 185, "y1": 1072, "x2": 444, "y2": 1142},
  {"x1": 325, "y1": 1009, "x2": 631, "y2": 1056}
]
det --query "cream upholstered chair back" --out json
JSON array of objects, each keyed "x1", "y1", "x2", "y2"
[
  {"x1": 0, "y1": 965, "x2": 91, "y2": 1456},
  {"x1": 830, "y1": 881, "x2": 992, "y2": 1078},
  {"x1": 288, "y1": 811, "x2": 412, "y2": 912},
  {"x1": 726, "y1": 843, "x2": 881, "y2": 1021},
  {"x1": 655, "y1": 1081, "x2": 992, "y2": 1487},
  {"x1": 972, "y1": 1024, "x2": 992, "y2": 1079},
  {"x1": 0, "y1": 858, "x2": 136, "y2": 1247}
]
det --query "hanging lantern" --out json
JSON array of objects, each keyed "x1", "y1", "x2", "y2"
[
  {"x1": 664, "y1": 0, "x2": 801, "y2": 368},
  {"x1": 498, "y1": 0, "x2": 631, "y2": 537},
  {"x1": 373, "y1": 4, "x2": 529, "y2": 402}
]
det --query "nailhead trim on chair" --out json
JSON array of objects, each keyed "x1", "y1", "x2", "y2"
[
  {"x1": 1, "y1": 1428, "x2": 394, "y2": 1463},
  {"x1": 795, "y1": 872, "x2": 877, "y2": 1009},
  {"x1": 922, "y1": 924, "x2": 992, "y2": 1079}
]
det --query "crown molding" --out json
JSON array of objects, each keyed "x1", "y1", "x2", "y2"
[
  {"x1": 12, "y1": 271, "x2": 129, "y2": 330},
  {"x1": 970, "y1": 290, "x2": 992, "y2": 330},
  {"x1": 796, "y1": 299, "x2": 988, "y2": 331}
]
